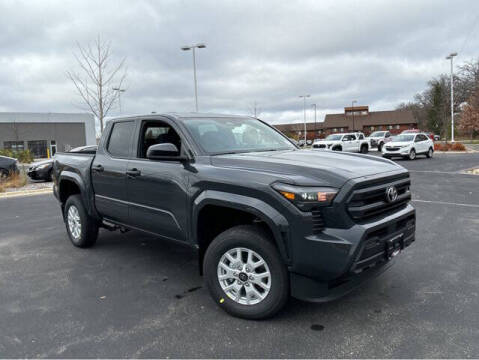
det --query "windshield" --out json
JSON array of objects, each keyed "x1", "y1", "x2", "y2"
[
  {"x1": 325, "y1": 134, "x2": 343, "y2": 140},
  {"x1": 392, "y1": 135, "x2": 415, "y2": 142},
  {"x1": 370, "y1": 131, "x2": 385, "y2": 137},
  {"x1": 182, "y1": 117, "x2": 296, "y2": 154}
]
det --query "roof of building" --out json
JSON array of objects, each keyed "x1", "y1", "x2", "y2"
[{"x1": 274, "y1": 109, "x2": 416, "y2": 132}]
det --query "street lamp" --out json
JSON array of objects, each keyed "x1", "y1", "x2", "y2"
[
  {"x1": 112, "y1": 87, "x2": 126, "y2": 113},
  {"x1": 299, "y1": 95, "x2": 310, "y2": 144},
  {"x1": 351, "y1": 100, "x2": 357, "y2": 131},
  {"x1": 446, "y1": 52, "x2": 458, "y2": 142},
  {"x1": 181, "y1": 43, "x2": 206, "y2": 112},
  {"x1": 311, "y1": 103, "x2": 317, "y2": 134}
]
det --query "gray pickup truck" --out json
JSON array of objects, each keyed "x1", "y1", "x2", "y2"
[{"x1": 53, "y1": 113, "x2": 415, "y2": 319}]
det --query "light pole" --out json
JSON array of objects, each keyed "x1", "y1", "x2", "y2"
[
  {"x1": 351, "y1": 100, "x2": 357, "y2": 131},
  {"x1": 446, "y1": 52, "x2": 457, "y2": 142},
  {"x1": 113, "y1": 87, "x2": 126, "y2": 113},
  {"x1": 299, "y1": 95, "x2": 310, "y2": 144},
  {"x1": 311, "y1": 103, "x2": 317, "y2": 136},
  {"x1": 181, "y1": 43, "x2": 206, "y2": 112}
]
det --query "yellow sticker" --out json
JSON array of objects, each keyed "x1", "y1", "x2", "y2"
[{"x1": 219, "y1": 298, "x2": 225, "y2": 304}]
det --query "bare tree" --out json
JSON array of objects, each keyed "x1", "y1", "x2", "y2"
[{"x1": 67, "y1": 35, "x2": 127, "y2": 132}]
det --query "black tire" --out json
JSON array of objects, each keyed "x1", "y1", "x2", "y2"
[
  {"x1": 360, "y1": 144, "x2": 368, "y2": 154},
  {"x1": 64, "y1": 195, "x2": 99, "y2": 248},
  {"x1": 408, "y1": 148, "x2": 416, "y2": 160},
  {"x1": 332, "y1": 146, "x2": 342, "y2": 151},
  {"x1": 47, "y1": 169, "x2": 53, "y2": 182},
  {"x1": 377, "y1": 142, "x2": 383, "y2": 152},
  {"x1": 426, "y1": 147, "x2": 433, "y2": 158},
  {"x1": 203, "y1": 225, "x2": 289, "y2": 320},
  {"x1": 0, "y1": 168, "x2": 9, "y2": 179}
]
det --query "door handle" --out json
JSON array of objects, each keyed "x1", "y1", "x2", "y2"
[
  {"x1": 126, "y1": 168, "x2": 141, "y2": 178},
  {"x1": 92, "y1": 164, "x2": 104, "y2": 172}
]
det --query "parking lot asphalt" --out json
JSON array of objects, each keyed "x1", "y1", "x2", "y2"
[{"x1": 1, "y1": 153, "x2": 478, "y2": 358}]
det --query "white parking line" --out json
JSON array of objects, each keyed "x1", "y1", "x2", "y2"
[{"x1": 412, "y1": 199, "x2": 479, "y2": 208}]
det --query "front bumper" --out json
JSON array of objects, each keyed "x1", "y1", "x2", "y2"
[
  {"x1": 382, "y1": 147, "x2": 410, "y2": 157},
  {"x1": 27, "y1": 167, "x2": 51, "y2": 180},
  {"x1": 289, "y1": 203, "x2": 415, "y2": 302}
]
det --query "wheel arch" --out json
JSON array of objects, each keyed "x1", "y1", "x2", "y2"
[{"x1": 192, "y1": 190, "x2": 291, "y2": 274}]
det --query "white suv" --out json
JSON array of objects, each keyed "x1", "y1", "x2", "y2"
[
  {"x1": 312, "y1": 132, "x2": 369, "y2": 153},
  {"x1": 382, "y1": 133, "x2": 434, "y2": 160}
]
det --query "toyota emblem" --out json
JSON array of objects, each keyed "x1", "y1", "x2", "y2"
[{"x1": 385, "y1": 186, "x2": 398, "y2": 203}]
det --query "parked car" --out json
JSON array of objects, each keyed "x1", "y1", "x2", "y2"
[
  {"x1": 382, "y1": 133, "x2": 434, "y2": 160},
  {"x1": 433, "y1": 134, "x2": 440, "y2": 141},
  {"x1": 367, "y1": 131, "x2": 392, "y2": 152},
  {"x1": 298, "y1": 139, "x2": 306, "y2": 147},
  {"x1": 27, "y1": 145, "x2": 98, "y2": 181},
  {"x1": 312, "y1": 132, "x2": 369, "y2": 153},
  {"x1": 306, "y1": 139, "x2": 312, "y2": 146},
  {"x1": 0, "y1": 155, "x2": 19, "y2": 178},
  {"x1": 53, "y1": 113, "x2": 415, "y2": 319}
]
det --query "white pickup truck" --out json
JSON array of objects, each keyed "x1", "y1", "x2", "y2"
[{"x1": 312, "y1": 132, "x2": 369, "y2": 153}]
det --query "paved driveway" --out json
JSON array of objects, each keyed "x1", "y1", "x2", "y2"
[{"x1": 1, "y1": 153, "x2": 478, "y2": 358}]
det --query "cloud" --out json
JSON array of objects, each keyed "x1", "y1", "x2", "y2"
[{"x1": 0, "y1": 0, "x2": 478, "y2": 124}]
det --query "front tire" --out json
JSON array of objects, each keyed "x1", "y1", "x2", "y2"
[
  {"x1": 409, "y1": 148, "x2": 416, "y2": 160},
  {"x1": 360, "y1": 144, "x2": 368, "y2": 154},
  {"x1": 332, "y1": 146, "x2": 342, "y2": 151},
  {"x1": 426, "y1": 147, "x2": 433, "y2": 158},
  {"x1": 64, "y1": 195, "x2": 99, "y2": 248},
  {"x1": 203, "y1": 225, "x2": 289, "y2": 319},
  {"x1": 378, "y1": 142, "x2": 383, "y2": 152}
]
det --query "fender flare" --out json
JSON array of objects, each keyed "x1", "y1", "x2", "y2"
[
  {"x1": 192, "y1": 190, "x2": 291, "y2": 263},
  {"x1": 58, "y1": 171, "x2": 96, "y2": 218}
]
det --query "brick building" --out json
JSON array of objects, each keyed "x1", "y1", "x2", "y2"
[{"x1": 274, "y1": 106, "x2": 418, "y2": 140}]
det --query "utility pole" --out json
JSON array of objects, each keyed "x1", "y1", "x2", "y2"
[
  {"x1": 446, "y1": 52, "x2": 457, "y2": 142},
  {"x1": 312, "y1": 103, "x2": 317, "y2": 136},
  {"x1": 181, "y1": 43, "x2": 206, "y2": 112},
  {"x1": 299, "y1": 95, "x2": 310, "y2": 144},
  {"x1": 112, "y1": 87, "x2": 126, "y2": 113}
]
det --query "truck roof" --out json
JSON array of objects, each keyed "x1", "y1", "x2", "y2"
[{"x1": 108, "y1": 112, "x2": 254, "y2": 123}]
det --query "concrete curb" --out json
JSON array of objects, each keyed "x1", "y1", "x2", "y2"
[{"x1": 0, "y1": 188, "x2": 52, "y2": 199}]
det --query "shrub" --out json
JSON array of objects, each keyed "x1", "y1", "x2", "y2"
[
  {"x1": 451, "y1": 142, "x2": 466, "y2": 151},
  {"x1": 0, "y1": 171, "x2": 27, "y2": 192},
  {"x1": 0, "y1": 149, "x2": 34, "y2": 163}
]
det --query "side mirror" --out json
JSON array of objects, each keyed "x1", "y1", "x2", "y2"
[{"x1": 147, "y1": 143, "x2": 184, "y2": 160}]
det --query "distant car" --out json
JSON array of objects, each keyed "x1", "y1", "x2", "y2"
[
  {"x1": 434, "y1": 134, "x2": 440, "y2": 141},
  {"x1": 382, "y1": 133, "x2": 434, "y2": 160},
  {"x1": 0, "y1": 155, "x2": 19, "y2": 178},
  {"x1": 27, "y1": 145, "x2": 98, "y2": 181},
  {"x1": 367, "y1": 131, "x2": 392, "y2": 152},
  {"x1": 312, "y1": 132, "x2": 369, "y2": 153},
  {"x1": 306, "y1": 140, "x2": 312, "y2": 146},
  {"x1": 298, "y1": 139, "x2": 306, "y2": 147}
]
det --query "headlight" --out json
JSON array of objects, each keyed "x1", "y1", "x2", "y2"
[
  {"x1": 399, "y1": 144, "x2": 410, "y2": 148},
  {"x1": 36, "y1": 163, "x2": 50, "y2": 170},
  {"x1": 272, "y1": 183, "x2": 338, "y2": 211}
]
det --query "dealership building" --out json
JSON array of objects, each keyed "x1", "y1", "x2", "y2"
[
  {"x1": 0, "y1": 112, "x2": 96, "y2": 158},
  {"x1": 274, "y1": 105, "x2": 418, "y2": 140}
]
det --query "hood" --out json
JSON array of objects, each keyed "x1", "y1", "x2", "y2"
[
  {"x1": 31, "y1": 159, "x2": 53, "y2": 167},
  {"x1": 211, "y1": 150, "x2": 404, "y2": 187}
]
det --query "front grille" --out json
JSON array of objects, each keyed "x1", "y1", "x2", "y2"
[
  {"x1": 311, "y1": 208, "x2": 325, "y2": 234},
  {"x1": 351, "y1": 214, "x2": 415, "y2": 273},
  {"x1": 313, "y1": 144, "x2": 326, "y2": 149},
  {"x1": 347, "y1": 174, "x2": 411, "y2": 221},
  {"x1": 386, "y1": 146, "x2": 400, "y2": 151}
]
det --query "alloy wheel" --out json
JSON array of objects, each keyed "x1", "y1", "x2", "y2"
[
  {"x1": 67, "y1": 205, "x2": 82, "y2": 240},
  {"x1": 217, "y1": 247, "x2": 271, "y2": 305}
]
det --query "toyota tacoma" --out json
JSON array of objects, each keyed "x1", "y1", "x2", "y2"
[{"x1": 53, "y1": 113, "x2": 415, "y2": 319}]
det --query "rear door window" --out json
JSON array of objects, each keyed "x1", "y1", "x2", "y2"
[{"x1": 107, "y1": 121, "x2": 135, "y2": 158}]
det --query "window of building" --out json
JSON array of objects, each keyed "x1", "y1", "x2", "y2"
[
  {"x1": 388, "y1": 125, "x2": 393, "y2": 129},
  {"x1": 370, "y1": 126, "x2": 375, "y2": 131},
  {"x1": 396, "y1": 124, "x2": 400, "y2": 129},
  {"x1": 340, "y1": 127, "x2": 344, "y2": 132},
  {"x1": 333, "y1": 128, "x2": 338, "y2": 132},
  {"x1": 27, "y1": 140, "x2": 47, "y2": 157},
  {"x1": 107, "y1": 121, "x2": 135, "y2": 158},
  {"x1": 4, "y1": 141, "x2": 24, "y2": 151}
]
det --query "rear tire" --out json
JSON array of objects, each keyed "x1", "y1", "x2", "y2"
[
  {"x1": 64, "y1": 195, "x2": 98, "y2": 248},
  {"x1": 378, "y1": 143, "x2": 383, "y2": 152},
  {"x1": 203, "y1": 225, "x2": 289, "y2": 319},
  {"x1": 426, "y1": 147, "x2": 433, "y2": 158},
  {"x1": 360, "y1": 144, "x2": 368, "y2": 154}
]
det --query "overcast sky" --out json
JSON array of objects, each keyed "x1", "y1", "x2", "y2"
[{"x1": 0, "y1": 0, "x2": 478, "y2": 125}]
